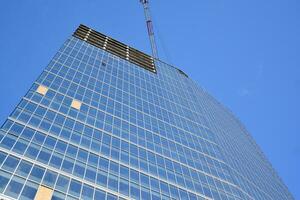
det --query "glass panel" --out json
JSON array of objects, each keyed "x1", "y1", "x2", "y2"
[
  {"x1": 119, "y1": 178, "x2": 129, "y2": 196},
  {"x1": 96, "y1": 171, "x2": 108, "y2": 187},
  {"x1": 84, "y1": 167, "x2": 96, "y2": 183},
  {"x1": 94, "y1": 189, "x2": 106, "y2": 199},
  {"x1": 61, "y1": 158, "x2": 74, "y2": 173},
  {"x1": 2, "y1": 155, "x2": 20, "y2": 172},
  {"x1": 55, "y1": 140, "x2": 67, "y2": 154},
  {"x1": 25, "y1": 143, "x2": 40, "y2": 159},
  {"x1": 108, "y1": 174, "x2": 118, "y2": 191},
  {"x1": 0, "y1": 151, "x2": 8, "y2": 164},
  {"x1": 51, "y1": 191, "x2": 66, "y2": 200},
  {"x1": 12, "y1": 139, "x2": 29, "y2": 154},
  {"x1": 107, "y1": 193, "x2": 118, "y2": 200},
  {"x1": 15, "y1": 160, "x2": 33, "y2": 178},
  {"x1": 20, "y1": 180, "x2": 38, "y2": 200},
  {"x1": 73, "y1": 163, "x2": 85, "y2": 178},
  {"x1": 9, "y1": 123, "x2": 24, "y2": 135},
  {"x1": 0, "y1": 170, "x2": 11, "y2": 192},
  {"x1": 37, "y1": 148, "x2": 52, "y2": 164},
  {"x1": 21, "y1": 127, "x2": 35, "y2": 140},
  {"x1": 81, "y1": 184, "x2": 94, "y2": 200},
  {"x1": 29, "y1": 165, "x2": 45, "y2": 183},
  {"x1": 69, "y1": 179, "x2": 82, "y2": 197},
  {"x1": 43, "y1": 170, "x2": 58, "y2": 187},
  {"x1": 0, "y1": 134, "x2": 17, "y2": 150},
  {"x1": 4, "y1": 175, "x2": 25, "y2": 199},
  {"x1": 49, "y1": 153, "x2": 63, "y2": 168},
  {"x1": 130, "y1": 182, "x2": 140, "y2": 199},
  {"x1": 55, "y1": 174, "x2": 70, "y2": 193}
]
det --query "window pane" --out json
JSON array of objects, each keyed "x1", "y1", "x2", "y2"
[
  {"x1": 130, "y1": 183, "x2": 140, "y2": 199},
  {"x1": 55, "y1": 140, "x2": 67, "y2": 153},
  {"x1": 21, "y1": 127, "x2": 35, "y2": 140},
  {"x1": 77, "y1": 149, "x2": 88, "y2": 162},
  {"x1": 0, "y1": 151, "x2": 8, "y2": 164},
  {"x1": 37, "y1": 148, "x2": 51, "y2": 164},
  {"x1": 29, "y1": 165, "x2": 45, "y2": 183},
  {"x1": 12, "y1": 139, "x2": 28, "y2": 154},
  {"x1": 108, "y1": 174, "x2": 118, "y2": 191},
  {"x1": 43, "y1": 170, "x2": 58, "y2": 187},
  {"x1": 9, "y1": 123, "x2": 24, "y2": 135},
  {"x1": 16, "y1": 160, "x2": 33, "y2": 178},
  {"x1": 4, "y1": 175, "x2": 25, "y2": 199},
  {"x1": 94, "y1": 189, "x2": 106, "y2": 199},
  {"x1": 51, "y1": 191, "x2": 66, "y2": 200},
  {"x1": 73, "y1": 163, "x2": 85, "y2": 178},
  {"x1": 0, "y1": 170, "x2": 11, "y2": 192},
  {"x1": 55, "y1": 175, "x2": 70, "y2": 193},
  {"x1": 0, "y1": 135, "x2": 17, "y2": 150},
  {"x1": 119, "y1": 178, "x2": 129, "y2": 196},
  {"x1": 96, "y1": 171, "x2": 107, "y2": 187},
  {"x1": 61, "y1": 158, "x2": 74, "y2": 172},
  {"x1": 84, "y1": 167, "x2": 96, "y2": 182},
  {"x1": 20, "y1": 181, "x2": 38, "y2": 200},
  {"x1": 81, "y1": 184, "x2": 94, "y2": 200},
  {"x1": 49, "y1": 153, "x2": 63, "y2": 168},
  {"x1": 2, "y1": 155, "x2": 20, "y2": 172},
  {"x1": 69, "y1": 179, "x2": 82, "y2": 197},
  {"x1": 25, "y1": 143, "x2": 40, "y2": 159},
  {"x1": 44, "y1": 136, "x2": 57, "y2": 149},
  {"x1": 107, "y1": 193, "x2": 118, "y2": 200}
]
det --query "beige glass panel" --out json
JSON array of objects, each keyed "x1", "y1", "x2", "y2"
[
  {"x1": 36, "y1": 85, "x2": 48, "y2": 95},
  {"x1": 71, "y1": 99, "x2": 82, "y2": 110},
  {"x1": 34, "y1": 185, "x2": 53, "y2": 200}
]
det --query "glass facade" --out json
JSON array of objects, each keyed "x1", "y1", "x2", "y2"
[{"x1": 0, "y1": 25, "x2": 293, "y2": 200}]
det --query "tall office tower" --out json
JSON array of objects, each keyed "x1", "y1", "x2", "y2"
[{"x1": 0, "y1": 24, "x2": 293, "y2": 200}]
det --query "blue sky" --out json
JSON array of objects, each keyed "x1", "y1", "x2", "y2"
[{"x1": 0, "y1": 0, "x2": 299, "y2": 198}]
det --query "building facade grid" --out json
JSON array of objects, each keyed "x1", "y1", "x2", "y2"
[{"x1": 0, "y1": 26, "x2": 293, "y2": 200}]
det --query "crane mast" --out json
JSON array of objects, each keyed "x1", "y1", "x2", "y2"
[{"x1": 140, "y1": 0, "x2": 159, "y2": 60}]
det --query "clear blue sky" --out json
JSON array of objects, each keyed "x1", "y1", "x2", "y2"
[{"x1": 0, "y1": 0, "x2": 299, "y2": 198}]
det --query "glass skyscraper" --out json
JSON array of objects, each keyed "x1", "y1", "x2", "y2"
[{"x1": 0, "y1": 24, "x2": 293, "y2": 200}]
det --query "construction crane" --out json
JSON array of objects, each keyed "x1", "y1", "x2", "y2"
[{"x1": 140, "y1": 0, "x2": 159, "y2": 60}]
